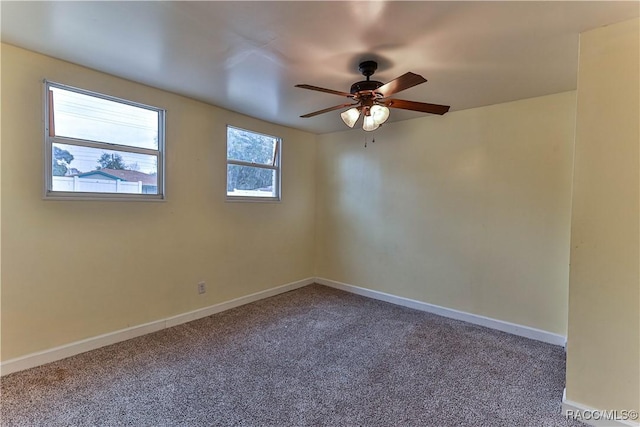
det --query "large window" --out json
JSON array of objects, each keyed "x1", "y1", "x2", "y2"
[
  {"x1": 226, "y1": 126, "x2": 281, "y2": 201},
  {"x1": 44, "y1": 81, "x2": 165, "y2": 200}
]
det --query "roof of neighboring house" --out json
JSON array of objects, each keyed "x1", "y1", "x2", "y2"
[{"x1": 76, "y1": 169, "x2": 157, "y2": 185}]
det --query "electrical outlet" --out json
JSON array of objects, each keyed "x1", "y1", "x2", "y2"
[{"x1": 197, "y1": 281, "x2": 206, "y2": 294}]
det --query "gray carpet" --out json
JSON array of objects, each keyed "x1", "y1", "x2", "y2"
[{"x1": 1, "y1": 284, "x2": 581, "y2": 426}]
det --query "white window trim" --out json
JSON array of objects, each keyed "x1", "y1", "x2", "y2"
[
  {"x1": 43, "y1": 80, "x2": 166, "y2": 201},
  {"x1": 225, "y1": 125, "x2": 282, "y2": 203}
]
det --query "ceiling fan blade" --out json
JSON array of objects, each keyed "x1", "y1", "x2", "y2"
[
  {"x1": 295, "y1": 84, "x2": 353, "y2": 98},
  {"x1": 384, "y1": 99, "x2": 450, "y2": 115},
  {"x1": 376, "y1": 72, "x2": 427, "y2": 98},
  {"x1": 300, "y1": 103, "x2": 357, "y2": 118}
]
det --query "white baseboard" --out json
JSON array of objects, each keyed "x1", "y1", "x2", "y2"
[
  {"x1": 315, "y1": 277, "x2": 566, "y2": 346},
  {"x1": 0, "y1": 276, "x2": 568, "y2": 375},
  {"x1": 0, "y1": 277, "x2": 314, "y2": 376},
  {"x1": 562, "y1": 389, "x2": 640, "y2": 427}
]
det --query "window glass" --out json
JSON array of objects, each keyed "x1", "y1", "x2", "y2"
[
  {"x1": 52, "y1": 143, "x2": 158, "y2": 195},
  {"x1": 226, "y1": 164, "x2": 277, "y2": 198},
  {"x1": 227, "y1": 126, "x2": 278, "y2": 166},
  {"x1": 50, "y1": 86, "x2": 159, "y2": 150}
]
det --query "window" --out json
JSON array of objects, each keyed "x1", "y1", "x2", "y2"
[
  {"x1": 226, "y1": 126, "x2": 281, "y2": 201},
  {"x1": 44, "y1": 81, "x2": 165, "y2": 200}
]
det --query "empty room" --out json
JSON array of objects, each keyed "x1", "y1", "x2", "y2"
[{"x1": 1, "y1": 1, "x2": 638, "y2": 426}]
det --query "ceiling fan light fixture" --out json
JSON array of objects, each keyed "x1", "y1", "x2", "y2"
[
  {"x1": 362, "y1": 114, "x2": 380, "y2": 132},
  {"x1": 370, "y1": 105, "x2": 390, "y2": 125},
  {"x1": 340, "y1": 107, "x2": 360, "y2": 128}
]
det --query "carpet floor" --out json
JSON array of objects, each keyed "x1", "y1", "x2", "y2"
[{"x1": 1, "y1": 284, "x2": 581, "y2": 426}]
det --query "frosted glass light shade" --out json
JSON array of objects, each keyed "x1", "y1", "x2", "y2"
[
  {"x1": 370, "y1": 105, "x2": 390, "y2": 125},
  {"x1": 340, "y1": 107, "x2": 360, "y2": 128},
  {"x1": 362, "y1": 114, "x2": 380, "y2": 132}
]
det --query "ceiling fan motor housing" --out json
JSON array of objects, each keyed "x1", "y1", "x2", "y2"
[
  {"x1": 351, "y1": 60, "x2": 383, "y2": 95},
  {"x1": 350, "y1": 80, "x2": 383, "y2": 95}
]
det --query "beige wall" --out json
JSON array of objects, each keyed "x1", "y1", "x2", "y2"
[
  {"x1": 566, "y1": 18, "x2": 640, "y2": 412},
  {"x1": 0, "y1": 44, "x2": 317, "y2": 361},
  {"x1": 316, "y1": 91, "x2": 576, "y2": 335}
]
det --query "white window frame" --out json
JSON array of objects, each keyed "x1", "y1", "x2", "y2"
[
  {"x1": 43, "y1": 80, "x2": 166, "y2": 201},
  {"x1": 226, "y1": 125, "x2": 282, "y2": 203}
]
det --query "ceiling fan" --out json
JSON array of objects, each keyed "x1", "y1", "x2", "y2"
[{"x1": 296, "y1": 60, "x2": 450, "y2": 131}]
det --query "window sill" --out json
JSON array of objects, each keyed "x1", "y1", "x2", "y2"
[
  {"x1": 225, "y1": 196, "x2": 281, "y2": 203},
  {"x1": 44, "y1": 192, "x2": 166, "y2": 202}
]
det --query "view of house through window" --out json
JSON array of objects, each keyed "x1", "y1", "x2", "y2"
[
  {"x1": 45, "y1": 82, "x2": 165, "y2": 199},
  {"x1": 226, "y1": 126, "x2": 281, "y2": 200}
]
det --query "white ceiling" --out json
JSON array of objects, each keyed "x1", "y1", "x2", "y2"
[{"x1": 1, "y1": 1, "x2": 638, "y2": 134}]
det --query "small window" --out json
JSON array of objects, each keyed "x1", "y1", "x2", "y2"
[
  {"x1": 226, "y1": 126, "x2": 281, "y2": 201},
  {"x1": 44, "y1": 81, "x2": 165, "y2": 200}
]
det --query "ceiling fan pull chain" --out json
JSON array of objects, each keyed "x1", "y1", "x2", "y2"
[{"x1": 363, "y1": 133, "x2": 378, "y2": 148}]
